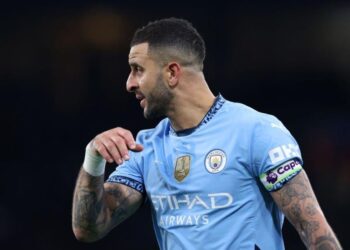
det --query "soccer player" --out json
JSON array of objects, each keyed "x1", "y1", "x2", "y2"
[{"x1": 72, "y1": 18, "x2": 342, "y2": 249}]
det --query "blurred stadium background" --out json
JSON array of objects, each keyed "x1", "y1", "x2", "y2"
[{"x1": 1, "y1": 1, "x2": 349, "y2": 249}]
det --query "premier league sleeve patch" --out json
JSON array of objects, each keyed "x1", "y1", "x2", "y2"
[{"x1": 259, "y1": 159, "x2": 302, "y2": 192}]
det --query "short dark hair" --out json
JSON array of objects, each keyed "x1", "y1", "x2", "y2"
[{"x1": 130, "y1": 17, "x2": 206, "y2": 70}]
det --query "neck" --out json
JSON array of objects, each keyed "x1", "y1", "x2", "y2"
[{"x1": 167, "y1": 80, "x2": 215, "y2": 131}]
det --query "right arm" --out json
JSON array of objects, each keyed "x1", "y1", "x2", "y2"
[
  {"x1": 72, "y1": 169, "x2": 143, "y2": 242},
  {"x1": 72, "y1": 127, "x2": 144, "y2": 242}
]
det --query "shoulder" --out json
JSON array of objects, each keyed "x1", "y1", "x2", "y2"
[
  {"x1": 135, "y1": 118, "x2": 169, "y2": 144},
  {"x1": 223, "y1": 100, "x2": 283, "y2": 130}
]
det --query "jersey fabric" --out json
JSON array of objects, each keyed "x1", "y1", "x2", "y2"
[{"x1": 107, "y1": 95, "x2": 303, "y2": 250}]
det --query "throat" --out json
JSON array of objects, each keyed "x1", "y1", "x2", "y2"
[{"x1": 169, "y1": 94, "x2": 225, "y2": 136}]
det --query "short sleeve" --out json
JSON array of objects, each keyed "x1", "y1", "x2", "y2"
[
  {"x1": 106, "y1": 143, "x2": 145, "y2": 195},
  {"x1": 251, "y1": 115, "x2": 303, "y2": 191}
]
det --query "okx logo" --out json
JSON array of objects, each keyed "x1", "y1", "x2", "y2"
[{"x1": 268, "y1": 144, "x2": 301, "y2": 164}]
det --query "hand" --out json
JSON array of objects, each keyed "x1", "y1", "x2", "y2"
[{"x1": 90, "y1": 127, "x2": 143, "y2": 164}]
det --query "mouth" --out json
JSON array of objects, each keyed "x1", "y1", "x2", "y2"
[
  {"x1": 136, "y1": 93, "x2": 146, "y2": 108},
  {"x1": 140, "y1": 99, "x2": 146, "y2": 108}
]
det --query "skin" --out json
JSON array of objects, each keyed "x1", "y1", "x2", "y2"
[
  {"x1": 72, "y1": 42, "x2": 342, "y2": 249},
  {"x1": 72, "y1": 168, "x2": 143, "y2": 242},
  {"x1": 271, "y1": 170, "x2": 342, "y2": 249},
  {"x1": 126, "y1": 43, "x2": 215, "y2": 129}
]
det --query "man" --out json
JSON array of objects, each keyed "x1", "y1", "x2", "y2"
[{"x1": 72, "y1": 18, "x2": 342, "y2": 249}]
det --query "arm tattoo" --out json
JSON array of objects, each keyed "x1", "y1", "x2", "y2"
[
  {"x1": 72, "y1": 169, "x2": 105, "y2": 238},
  {"x1": 315, "y1": 233, "x2": 341, "y2": 250},
  {"x1": 271, "y1": 170, "x2": 342, "y2": 249},
  {"x1": 305, "y1": 201, "x2": 317, "y2": 217},
  {"x1": 105, "y1": 185, "x2": 142, "y2": 226},
  {"x1": 299, "y1": 220, "x2": 320, "y2": 246},
  {"x1": 72, "y1": 168, "x2": 143, "y2": 241},
  {"x1": 73, "y1": 189, "x2": 104, "y2": 231}
]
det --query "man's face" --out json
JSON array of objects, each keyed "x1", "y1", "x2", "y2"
[{"x1": 127, "y1": 43, "x2": 173, "y2": 119}]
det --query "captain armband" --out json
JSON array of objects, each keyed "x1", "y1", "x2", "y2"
[{"x1": 259, "y1": 159, "x2": 302, "y2": 192}]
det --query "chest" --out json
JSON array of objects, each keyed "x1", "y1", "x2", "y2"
[{"x1": 142, "y1": 132, "x2": 255, "y2": 208}]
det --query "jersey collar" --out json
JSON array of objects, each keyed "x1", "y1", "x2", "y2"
[{"x1": 169, "y1": 94, "x2": 226, "y2": 136}]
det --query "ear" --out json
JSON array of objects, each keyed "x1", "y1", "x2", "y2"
[{"x1": 166, "y1": 62, "x2": 181, "y2": 87}]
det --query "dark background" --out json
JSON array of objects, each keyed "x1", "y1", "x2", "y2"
[{"x1": 1, "y1": 1, "x2": 349, "y2": 249}]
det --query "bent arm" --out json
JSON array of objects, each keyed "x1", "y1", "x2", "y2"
[
  {"x1": 271, "y1": 169, "x2": 342, "y2": 250},
  {"x1": 72, "y1": 168, "x2": 143, "y2": 242}
]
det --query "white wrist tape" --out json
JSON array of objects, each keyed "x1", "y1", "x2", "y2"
[{"x1": 83, "y1": 142, "x2": 106, "y2": 176}]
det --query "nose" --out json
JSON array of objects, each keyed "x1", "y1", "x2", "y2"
[{"x1": 126, "y1": 74, "x2": 138, "y2": 93}]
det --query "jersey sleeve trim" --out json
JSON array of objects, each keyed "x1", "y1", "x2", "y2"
[
  {"x1": 106, "y1": 175, "x2": 145, "y2": 194},
  {"x1": 259, "y1": 159, "x2": 302, "y2": 192}
]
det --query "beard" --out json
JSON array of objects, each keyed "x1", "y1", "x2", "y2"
[{"x1": 143, "y1": 74, "x2": 174, "y2": 120}]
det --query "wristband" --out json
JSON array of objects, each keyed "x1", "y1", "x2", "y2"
[{"x1": 83, "y1": 141, "x2": 106, "y2": 176}]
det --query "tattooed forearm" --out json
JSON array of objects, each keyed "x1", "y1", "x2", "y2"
[
  {"x1": 305, "y1": 201, "x2": 317, "y2": 217},
  {"x1": 72, "y1": 168, "x2": 107, "y2": 241},
  {"x1": 299, "y1": 220, "x2": 320, "y2": 246},
  {"x1": 72, "y1": 170, "x2": 103, "y2": 234},
  {"x1": 73, "y1": 188, "x2": 104, "y2": 232},
  {"x1": 315, "y1": 233, "x2": 341, "y2": 250},
  {"x1": 271, "y1": 170, "x2": 342, "y2": 250},
  {"x1": 72, "y1": 167, "x2": 143, "y2": 242}
]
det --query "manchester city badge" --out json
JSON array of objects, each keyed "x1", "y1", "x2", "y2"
[
  {"x1": 205, "y1": 149, "x2": 227, "y2": 173},
  {"x1": 174, "y1": 155, "x2": 191, "y2": 182}
]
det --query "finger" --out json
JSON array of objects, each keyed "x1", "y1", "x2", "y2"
[
  {"x1": 93, "y1": 139, "x2": 114, "y2": 163},
  {"x1": 115, "y1": 127, "x2": 137, "y2": 149},
  {"x1": 130, "y1": 144, "x2": 144, "y2": 152},
  {"x1": 110, "y1": 136, "x2": 130, "y2": 161},
  {"x1": 104, "y1": 139, "x2": 123, "y2": 165},
  {"x1": 115, "y1": 128, "x2": 144, "y2": 152},
  {"x1": 99, "y1": 134, "x2": 121, "y2": 164}
]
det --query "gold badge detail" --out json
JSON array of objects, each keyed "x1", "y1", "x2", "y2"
[{"x1": 174, "y1": 155, "x2": 191, "y2": 182}]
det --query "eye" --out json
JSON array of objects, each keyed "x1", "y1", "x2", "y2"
[{"x1": 130, "y1": 65, "x2": 144, "y2": 75}]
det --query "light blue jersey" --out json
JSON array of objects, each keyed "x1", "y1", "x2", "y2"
[{"x1": 107, "y1": 95, "x2": 303, "y2": 250}]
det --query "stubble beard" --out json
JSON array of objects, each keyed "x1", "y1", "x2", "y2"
[{"x1": 144, "y1": 74, "x2": 174, "y2": 120}]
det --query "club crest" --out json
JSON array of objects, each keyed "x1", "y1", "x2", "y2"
[
  {"x1": 205, "y1": 149, "x2": 227, "y2": 173},
  {"x1": 174, "y1": 155, "x2": 191, "y2": 182}
]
